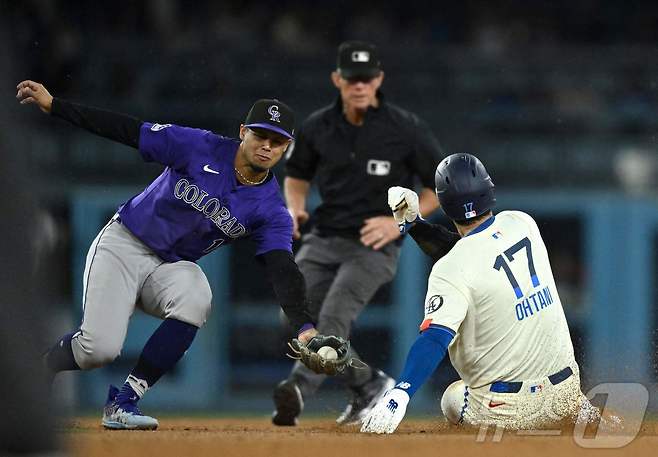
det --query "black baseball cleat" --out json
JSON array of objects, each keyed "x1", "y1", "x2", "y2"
[
  {"x1": 336, "y1": 369, "x2": 395, "y2": 425},
  {"x1": 272, "y1": 380, "x2": 304, "y2": 426}
]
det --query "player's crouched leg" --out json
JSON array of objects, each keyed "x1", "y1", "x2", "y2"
[
  {"x1": 142, "y1": 261, "x2": 213, "y2": 328},
  {"x1": 441, "y1": 380, "x2": 469, "y2": 425},
  {"x1": 72, "y1": 331, "x2": 124, "y2": 370},
  {"x1": 165, "y1": 280, "x2": 212, "y2": 328}
]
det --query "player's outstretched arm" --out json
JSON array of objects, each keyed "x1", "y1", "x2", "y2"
[
  {"x1": 258, "y1": 249, "x2": 351, "y2": 375},
  {"x1": 16, "y1": 80, "x2": 142, "y2": 148},
  {"x1": 258, "y1": 249, "x2": 315, "y2": 332}
]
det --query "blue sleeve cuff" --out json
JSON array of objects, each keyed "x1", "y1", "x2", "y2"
[
  {"x1": 298, "y1": 323, "x2": 315, "y2": 334},
  {"x1": 426, "y1": 323, "x2": 456, "y2": 338}
]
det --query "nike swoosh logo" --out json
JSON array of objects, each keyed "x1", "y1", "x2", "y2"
[
  {"x1": 488, "y1": 400, "x2": 506, "y2": 408},
  {"x1": 203, "y1": 164, "x2": 220, "y2": 174}
]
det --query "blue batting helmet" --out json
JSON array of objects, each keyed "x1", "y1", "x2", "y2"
[{"x1": 434, "y1": 153, "x2": 496, "y2": 222}]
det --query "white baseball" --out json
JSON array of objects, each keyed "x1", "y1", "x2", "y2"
[{"x1": 317, "y1": 346, "x2": 338, "y2": 360}]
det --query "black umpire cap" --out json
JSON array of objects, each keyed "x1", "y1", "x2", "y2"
[
  {"x1": 244, "y1": 99, "x2": 295, "y2": 140},
  {"x1": 336, "y1": 41, "x2": 382, "y2": 80}
]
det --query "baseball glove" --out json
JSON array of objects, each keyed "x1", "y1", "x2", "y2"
[{"x1": 288, "y1": 335, "x2": 351, "y2": 375}]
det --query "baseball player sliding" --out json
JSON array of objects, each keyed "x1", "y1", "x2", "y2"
[
  {"x1": 16, "y1": 80, "x2": 349, "y2": 430},
  {"x1": 362, "y1": 153, "x2": 588, "y2": 433}
]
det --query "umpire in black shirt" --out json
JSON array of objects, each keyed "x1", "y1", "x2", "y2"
[{"x1": 273, "y1": 41, "x2": 443, "y2": 426}]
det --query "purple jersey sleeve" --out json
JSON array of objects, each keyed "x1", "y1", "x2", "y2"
[
  {"x1": 139, "y1": 122, "x2": 215, "y2": 170},
  {"x1": 252, "y1": 205, "x2": 294, "y2": 256}
]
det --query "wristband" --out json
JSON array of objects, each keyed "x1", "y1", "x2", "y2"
[{"x1": 298, "y1": 323, "x2": 315, "y2": 334}]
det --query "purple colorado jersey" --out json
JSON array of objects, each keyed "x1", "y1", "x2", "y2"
[{"x1": 116, "y1": 122, "x2": 293, "y2": 262}]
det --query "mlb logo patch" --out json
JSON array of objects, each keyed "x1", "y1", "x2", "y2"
[
  {"x1": 530, "y1": 384, "x2": 543, "y2": 393},
  {"x1": 367, "y1": 160, "x2": 391, "y2": 176},
  {"x1": 352, "y1": 51, "x2": 370, "y2": 62},
  {"x1": 492, "y1": 231, "x2": 502, "y2": 239}
]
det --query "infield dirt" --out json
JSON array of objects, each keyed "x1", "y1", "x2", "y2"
[
  {"x1": 60, "y1": 417, "x2": 658, "y2": 457},
  {"x1": 63, "y1": 417, "x2": 658, "y2": 457}
]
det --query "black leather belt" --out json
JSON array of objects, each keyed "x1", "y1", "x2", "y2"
[{"x1": 489, "y1": 366, "x2": 573, "y2": 393}]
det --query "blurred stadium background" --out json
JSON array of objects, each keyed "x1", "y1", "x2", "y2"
[{"x1": 3, "y1": 0, "x2": 658, "y2": 416}]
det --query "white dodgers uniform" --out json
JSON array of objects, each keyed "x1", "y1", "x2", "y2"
[{"x1": 426, "y1": 210, "x2": 585, "y2": 429}]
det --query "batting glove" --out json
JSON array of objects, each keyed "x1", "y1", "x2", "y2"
[
  {"x1": 388, "y1": 187, "x2": 420, "y2": 233},
  {"x1": 360, "y1": 388, "x2": 410, "y2": 434}
]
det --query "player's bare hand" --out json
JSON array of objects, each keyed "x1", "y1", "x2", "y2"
[
  {"x1": 360, "y1": 216, "x2": 400, "y2": 250},
  {"x1": 288, "y1": 208, "x2": 309, "y2": 239},
  {"x1": 16, "y1": 80, "x2": 53, "y2": 114}
]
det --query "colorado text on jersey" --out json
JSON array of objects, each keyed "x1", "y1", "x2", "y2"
[{"x1": 174, "y1": 178, "x2": 246, "y2": 238}]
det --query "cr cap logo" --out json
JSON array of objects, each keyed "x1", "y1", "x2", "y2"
[
  {"x1": 351, "y1": 51, "x2": 370, "y2": 62},
  {"x1": 268, "y1": 105, "x2": 281, "y2": 123},
  {"x1": 425, "y1": 295, "x2": 444, "y2": 314}
]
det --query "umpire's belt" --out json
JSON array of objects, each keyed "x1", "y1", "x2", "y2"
[{"x1": 489, "y1": 366, "x2": 573, "y2": 393}]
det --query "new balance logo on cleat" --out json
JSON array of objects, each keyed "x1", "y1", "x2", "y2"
[{"x1": 386, "y1": 399, "x2": 399, "y2": 412}]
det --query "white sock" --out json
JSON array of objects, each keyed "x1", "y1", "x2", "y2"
[{"x1": 126, "y1": 374, "x2": 149, "y2": 398}]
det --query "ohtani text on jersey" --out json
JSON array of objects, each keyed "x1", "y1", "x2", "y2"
[
  {"x1": 515, "y1": 286, "x2": 554, "y2": 321},
  {"x1": 173, "y1": 178, "x2": 246, "y2": 238}
]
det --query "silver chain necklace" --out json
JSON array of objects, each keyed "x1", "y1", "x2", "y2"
[{"x1": 234, "y1": 167, "x2": 269, "y2": 185}]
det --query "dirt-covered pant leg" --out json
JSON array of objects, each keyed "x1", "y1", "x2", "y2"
[{"x1": 441, "y1": 366, "x2": 585, "y2": 429}]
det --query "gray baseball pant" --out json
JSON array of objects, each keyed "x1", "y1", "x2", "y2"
[
  {"x1": 288, "y1": 232, "x2": 400, "y2": 396},
  {"x1": 72, "y1": 218, "x2": 212, "y2": 370}
]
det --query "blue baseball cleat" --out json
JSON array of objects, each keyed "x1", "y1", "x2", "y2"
[{"x1": 101, "y1": 385, "x2": 159, "y2": 430}]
